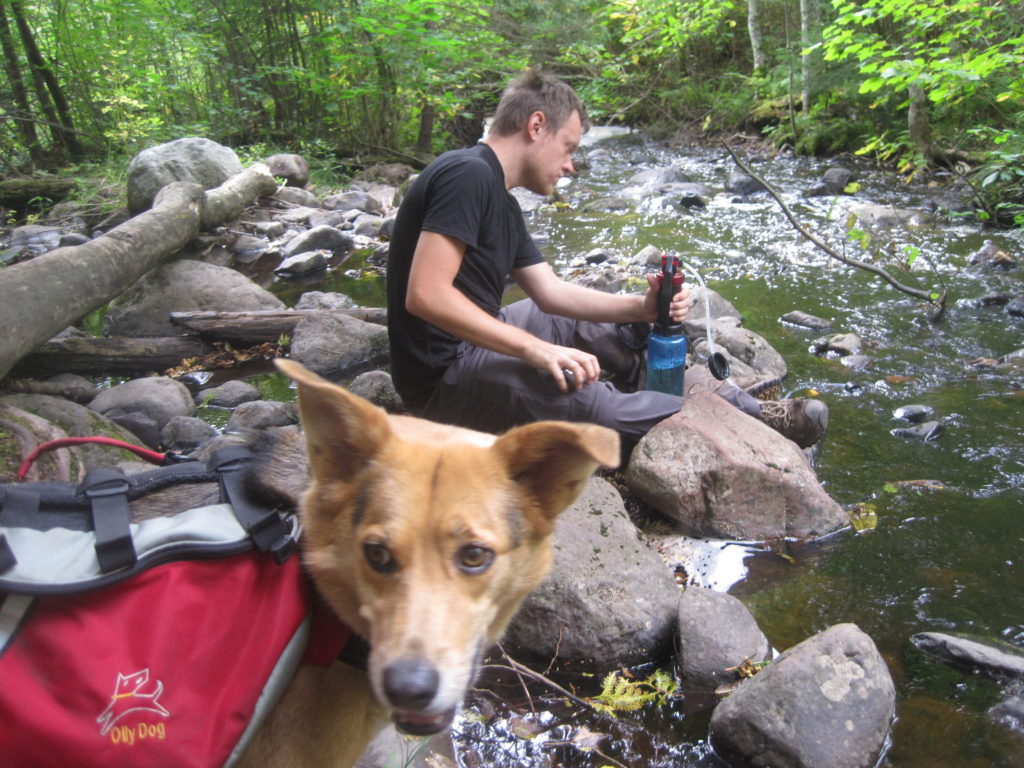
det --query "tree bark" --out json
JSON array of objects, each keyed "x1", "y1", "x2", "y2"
[
  {"x1": 747, "y1": 0, "x2": 765, "y2": 72},
  {"x1": 0, "y1": 163, "x2": 277, "y2": 381},
  {"x1": 0, "y1": 2, "x2": 42, "y2": 165},
  {"x1": 908, "y1": 85, "x2": 933, "y2": 159},
  {"x1": 0, "y1": 177, "x2": 76, "y2": 208},
  {"x1": 8, "y1": 0, "x2": 83, "y2": 157},
  {"x1": 169, "y1": 308, "x2": 387, "y2": 343},
  {"x1": 9, "y1": 337, "x2": 213, "y2": 378},
  {"x1": 800, "y1": 0, "x2": 821, "y2": 114}
]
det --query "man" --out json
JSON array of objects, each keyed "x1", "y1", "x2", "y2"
[{"x1": 386, "y1": 70, "x2": 827, "y2": 455}]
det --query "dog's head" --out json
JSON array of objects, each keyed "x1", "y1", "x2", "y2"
[{"x1": 276, "y1": 359, "x2": 619, "y2": 735}]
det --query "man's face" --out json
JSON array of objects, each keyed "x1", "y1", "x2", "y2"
[{"x1": 525, "y1": 110, "x2": 581, "y2": 196}]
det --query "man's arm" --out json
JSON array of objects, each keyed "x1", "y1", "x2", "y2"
[
  {"x1": 405, "y1": 231, "x2": 601, "y2": 391},
  {"x1": 513, "y1": 261, "x2": 691, "y2": 325}
]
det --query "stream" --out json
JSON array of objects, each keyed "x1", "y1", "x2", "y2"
[{"x1": 266, "y1": 129, "x2": 1024, "y2": 766}]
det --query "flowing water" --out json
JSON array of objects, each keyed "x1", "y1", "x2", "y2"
[{"x1": 266, "y1": 130, "x2": 1024, "y2": 766}]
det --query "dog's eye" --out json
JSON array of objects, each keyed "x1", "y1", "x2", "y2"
[
  {"x1": 457, "y1": 544, "x2": 494, "y2": 573},
  {"x1": 364, "y1": 543, "x2": 396, "y2": 573}
]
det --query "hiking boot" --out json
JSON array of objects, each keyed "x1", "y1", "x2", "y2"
[{"x1": 758, "y1": 398, "x2": 829, "y2": 448}]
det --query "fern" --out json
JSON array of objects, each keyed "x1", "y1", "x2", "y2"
[{"x1": 588, "y1": 668, "x2": 678, "y2": 717}]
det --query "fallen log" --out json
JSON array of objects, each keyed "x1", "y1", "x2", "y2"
[
  {"x1": 169, "y1": 308, "x2": 388, "y2": 343},
  {"x1": 0, "y1": 177, "x2": 77, "y2": 209},
  {"x1": 0, "y1": 164, "x2": 278, "y2": 381},
  {"x1": 9, "y1": 337, "x2": 213, "y2": 378}
]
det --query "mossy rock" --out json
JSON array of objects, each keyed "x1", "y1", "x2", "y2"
[{"x1": 0, "y1": 403, "x2": 84, "y2": 483}]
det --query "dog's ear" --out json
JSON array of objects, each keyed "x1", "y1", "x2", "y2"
[
  {"x1": 275, "y1": 359, "x2": 391, "y2": 482},
  {"x1": 493, "y1": 421, "x2": 619, "y2": 521}
]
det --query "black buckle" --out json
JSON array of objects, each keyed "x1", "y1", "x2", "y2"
[{"x1": 81, "y1": 469, "x2": 137, "y2": 573}]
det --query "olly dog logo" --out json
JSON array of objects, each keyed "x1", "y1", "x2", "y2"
[{"x1": 96, "y1": 669, "x2": 170, "y2": 739}]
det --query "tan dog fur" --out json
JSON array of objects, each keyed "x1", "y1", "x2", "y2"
[{"x1": 239, "y1": 359, "x2": 619, "y2": 767}]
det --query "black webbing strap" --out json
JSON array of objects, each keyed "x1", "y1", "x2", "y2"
[
  {"x1": 0, "y1": 488, "x2": 40, "y2": 572},
  {"x1": 80, "y1": 468, "x2": 137, "y2": 573},
  {"x1": 209, "y1": 446, "x2": 296, "y2": 563}
]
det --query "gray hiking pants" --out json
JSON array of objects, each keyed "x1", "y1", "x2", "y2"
[{"x1": 417, "y1": 299, "x2": 761, "y2": 455}]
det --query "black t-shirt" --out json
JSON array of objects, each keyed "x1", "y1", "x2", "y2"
[{"x1": 386, "y1": 144, "x2": 544, "y2": 409}]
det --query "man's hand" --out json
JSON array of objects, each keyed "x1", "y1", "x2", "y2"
[
  {"x1": 641, "y1": 273, "x2": 692, "y2": 324},
  {"x1": 523, "y1": 341, "x2": 601, "y2": 393}
]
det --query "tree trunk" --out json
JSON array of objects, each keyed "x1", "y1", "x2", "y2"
[
  {"x1": 8, "y1": 0, "x2": 83, "y2": 157},
  {"x1": 169, "y1": 308, "x2": 387, "y2": 344},
  {"x1": 0, "y1": 3, "x2": 42, "y2": 166},
  {"x1": 908, "y1": 85, "x2": 933, "y2": 160},
  {"x1": 10, "y1": 337, "x2": 214, "y2": 378},
  {"x1": 0, "y1": 177, "x2": 76, "y2": 208},
  {"x1": 800, "y1": 0, "x2": 821, "y2": 114},
  {"x1": 747, "y1": 0, "x2": 765, "y2": 73},
  {"x1": 0, "y1": 164, "x2": 277, "y2": 381}
]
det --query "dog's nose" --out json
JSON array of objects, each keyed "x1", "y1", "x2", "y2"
[{"x1": 383, "y1": 658, "x2": 440, "y2": 710}]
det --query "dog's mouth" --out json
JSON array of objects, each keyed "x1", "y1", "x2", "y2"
[{"x1": 392, "y1": 706, "x2": 457, "y2": 736}]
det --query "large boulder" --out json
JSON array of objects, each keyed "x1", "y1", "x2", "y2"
[
  {"x1": 503, "y1": 476, "x2": 681, "y2": 673},
  {"x1": 288, "y1": 312, "x2": 389, "y2": 377},
  {"x1": 126, "y1": 137, "x2": 243, "y2": 213},
  {"x1": 677, "y1": 587, "x2": 772, "y2": 692},
  {"x1": 0, "y1": 394, "x2": 145, "y2": 470},
  {"x1": 104, "y1": 259, "x2": 284, "y2": 337},
  {"x1": 709, "y1": 623, "x2": 895, "y2": 768},
  {"x1": 625, "y1": 392, "x2": 848, "y2": 540},
  {"x1": 88, "y1": 377, "x2": 195, "y2": 434}
]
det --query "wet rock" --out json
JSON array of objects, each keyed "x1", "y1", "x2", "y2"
[
  {"x1": 627, "y1": 166, "x2": 692, "y2": 187},
  {"x1": 276, "y1": 249, "x2": 328, "y2": 276},
  {"x1": 126, "y1": 137, "x2": 242, "y2": 213},
  {"x1": 570, "y1": 264, "x2": 630, "y2": 293},
  {"x1": 682, "y1": 287, "x2": 745, "y2": 333},
  {"x1": 839, "y1": 200, "x2": 932, "y2": 229},
  {"x1": 251, "y1": 220, "x2": 285, "y2": 239},
  {"x1": 294, "y1": 291, "x2": 356, "y2": 310},
  {"x1": 911, "y1": 632, "x2": 1024, "y2": 681},
  {"x1": 225, "y1": 400, "x2": 297, "y2": 432},
  {"x1": 625, "y1": 392, "x2": 847, "y2": 540},
  {"x1": 322, "y1": 189, "x2": 384, "y2": 214},
  {"x1": 280, "y1": 224, "x2": 354, "y2": 259},
  {"x1": 230, "y1": 233, "x2": 268, "y2": 263},
  {"x1": 272, "y1": 186, "x2": 318, "y2": 208},
  {"x1": 893, "y1": 404, "x2": 934, "y2": 423},
  {"x1": 709, "y1": 623, "x2": 895, "y2": 768},
  {"x1": 989, "y1": 680, "x2": 1024, "y2": 731},
  {"x1": 289, "y1": 311, "x2": 389, "y2": 377},
  {"x1": 968, "y1": 239, "x2": 1015, "y2": 269},
  {"x1": 102, "y1": 410, "x2": 161, "y2": 448},
  {"x1": 196, "y1": 379, "x2": 261, "y2": 408},
  {"x1": 265, "y1": 153, "x2": 309, "y2": 187},
  {"x1": 160, "y1": 415, "x2": 217, "y2": 452},
  {"x1": 811, "y1": 332, "x2": 862, "y2": 357},
  {"x1": 957, "y1": 293, "x2": 1011, "y2": 308},
  {"x1": 348, "y1": 370, "x2": 404, "y2": 413},
  {"x1": 780, "y1": 310, "x2": 831, "y2": 331},
  {"x1": 584, "y1": 247, "x2": 613, "y2": 265},
  {"x1": 805, "y1": 166, "x2": 853, "y2": 197},
  {"x1": 704, "y1": 323, "x2": 788, "y2": 382},
  {"x1": 580, "y1": 196, "x2": 633, "y2": 212},
  {"x1": 676, "y1": 587, "x2": 772, "y2": 692},
  {"x1": 0, "y1": 393, "x2": 142, "y2": 471},
  {"x1": 4, "y1": 224, "x2": 62, "y2": 261},
  {"x1": 1007, "y1": 295, "x2": 1024, "y2": 318},
  {"x1": 840, "y1": 354, "x2": 872, "y2": 371},
  {"x1": 105, "y1": 259, "x2": 284, "y2": 336},
  {"x1": 505, "y1": 476, "x2": 681, "y2": 672},
  {"x1": 724, "y1": 172, "x2": 766, "y2": 196},
  {"x1": 88, "y1": 377, "x2": 196, "y2": 433},
  {"x1": 59, "y1": 232, "x2": 91, "y2": 247},
  {"x1": 634, "y1": 244, "x2": 663, "y2": 268},
  {"x1": 891, "y1": 420, "x2": 943, "y2": 441}
]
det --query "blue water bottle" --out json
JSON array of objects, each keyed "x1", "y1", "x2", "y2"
[{"x1": 646, "y1": 253, "x2": 687, "y2": 396}]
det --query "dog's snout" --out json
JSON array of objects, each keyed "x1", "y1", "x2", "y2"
[{"x1": 383, "y1": 658, "x2": 440, "y2": 710}]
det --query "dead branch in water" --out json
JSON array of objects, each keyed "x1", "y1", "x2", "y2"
[{"x1": 724, "y1": 144, "x2": 947, "y2": 322}]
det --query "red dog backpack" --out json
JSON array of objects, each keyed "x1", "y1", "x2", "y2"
[{"x1": 0, "y1": 445, "x2": 350, "y2": 768}]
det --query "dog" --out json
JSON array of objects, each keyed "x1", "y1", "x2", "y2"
[{"x1": 237, "y1": 359, "x2": 620, "y2": 767}]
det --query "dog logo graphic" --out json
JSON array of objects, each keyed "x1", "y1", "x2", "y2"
[{"x1": 96, "y1": 669, "x2": 170, "y2": 736}]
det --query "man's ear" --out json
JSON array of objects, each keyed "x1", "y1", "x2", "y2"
[
  {"x1": 275, "y1": 359, "x2": 391, "y2": 483},
  {"x1": 526, "y1": 110, "x2": 547, "y2": 141},
  {"x1": 493, "y1": 421, "x2": 619, "y2": 521}
]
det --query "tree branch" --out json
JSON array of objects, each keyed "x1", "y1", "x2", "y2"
[{"x1": 723, "y1": 143, "x2": 947, "y2": 320}]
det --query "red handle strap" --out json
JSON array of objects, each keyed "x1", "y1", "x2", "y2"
[{"x1": 17, "y1": 437, "x2": 169, "y2": 481}]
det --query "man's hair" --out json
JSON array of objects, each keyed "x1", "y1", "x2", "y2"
[{"x1": 490, "y1": 70, "x2": 588, "y2": 137}]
